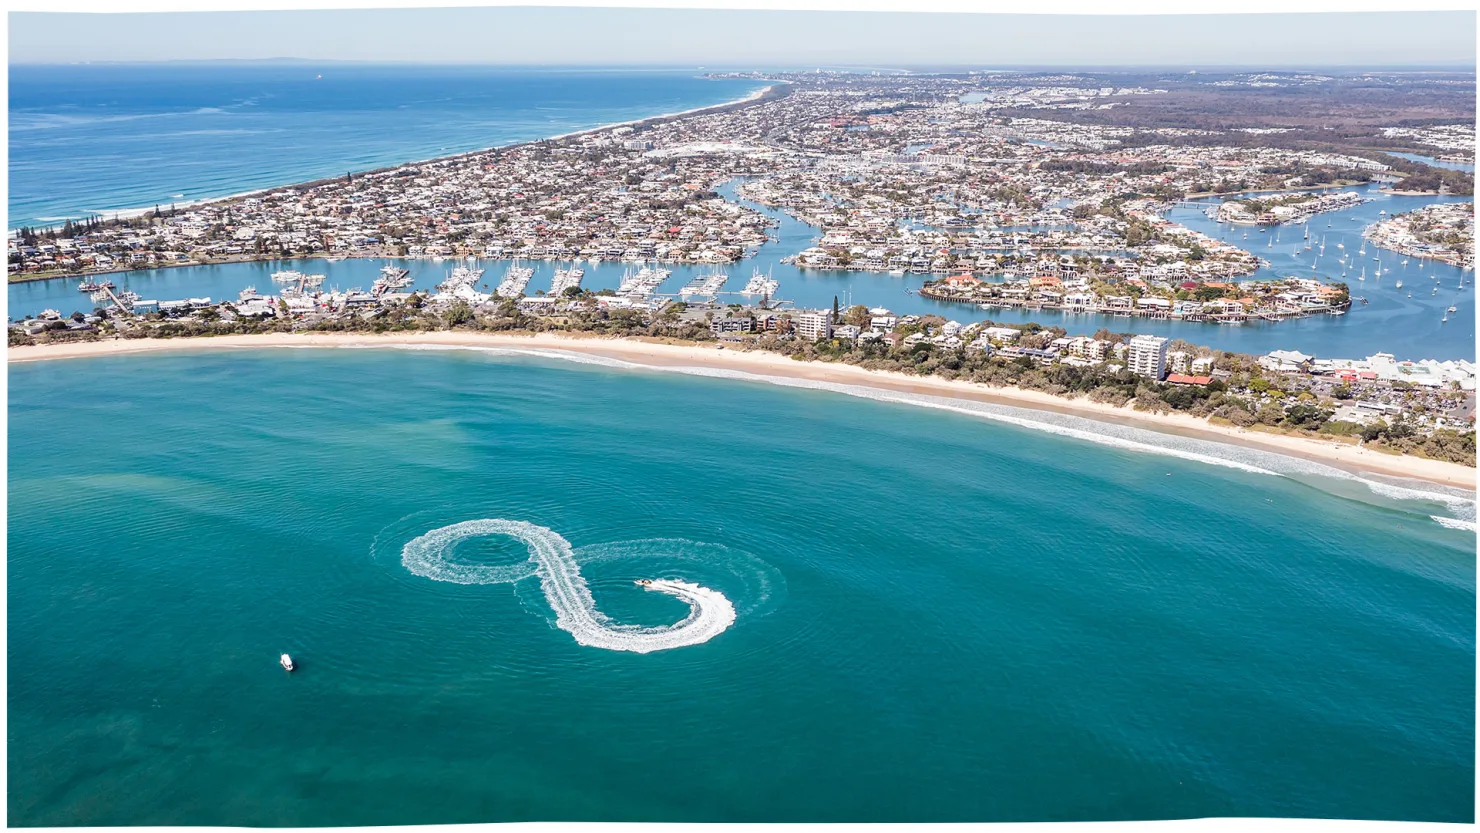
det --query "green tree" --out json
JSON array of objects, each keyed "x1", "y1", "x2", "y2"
[
  {"x1": 445, "y1": 300, "x2": 473, "y2": 327},
  {"x1": 843, "y1": 304, "x2": 871, "y2": 328}
]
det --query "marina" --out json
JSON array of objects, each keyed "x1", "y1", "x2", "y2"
[
  {"x1": 11, "y1": 180, "x2": 1474, "y2": 361},
  {"x1": 7, "y1": 27, "x2": 1478, "y2": 830},
  {"x1": 740, "y1": 268, "x2": 780, "y2": 297},
  {"x1": 372, "y1": 264, "x2": 413, "y2": 295},
  {"x1": 494, "y1": 263, "x2": 532, "y2": 299},
  {"x1": 679, "y1": 270, "x2": 729, "y2": 298},
  {"x1": 549, "y1": 266, "x2": 585, "y2": 296},
  {"x1": 616, "y1": 265, "x2": 673, "y2": 298}
]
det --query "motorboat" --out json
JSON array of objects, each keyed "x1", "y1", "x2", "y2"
[
  {"x1": 634, "y1": 579, "x2": 653, "y2": 587},
  {"x1": 280, "y1": 653, "x2": 295, "y2": 672}
]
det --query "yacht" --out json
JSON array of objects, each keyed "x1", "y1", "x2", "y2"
[
  {"x1": 494, "y1": 263, "x2": 533, "y2": 298},
  {"x1": 680, "y1": 271, "x2": 728, "y2": 298},
  {"x1": 549, "y1": 267, "x2": 585, "y2": 296},
  {"x1": 740, "y1": 268, "x2": 779, "y2": 297},
  {"x1": 372, "y1": 265, "x2": 414, "y2": 295},
  {"x1": 280, "y1": 654, "x2": 295, "y2": 672}
]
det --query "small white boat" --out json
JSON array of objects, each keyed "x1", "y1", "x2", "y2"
[{"x1": 280, "y1": 653, "x2": 295, "y2": 672}]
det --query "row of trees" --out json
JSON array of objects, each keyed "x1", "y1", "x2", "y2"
[{"x1": 23, "y1": 292, "x2": 1474, "y2": 467}]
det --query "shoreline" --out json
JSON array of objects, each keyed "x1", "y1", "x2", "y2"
[
  {"x1": 11, "y1": 332, "x2": 1475, "y2": 491},
  {"x1": 10, "y1": 77, "x2": 787, "y2": 237}
]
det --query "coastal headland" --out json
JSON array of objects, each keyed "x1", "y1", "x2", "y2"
[{"x1": 11, "y1": 331, "x2": 1474, "y2": 490}]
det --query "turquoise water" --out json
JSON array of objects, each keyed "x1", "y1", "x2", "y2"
[
  {"x1": 8, "y1": 347, "x2": 1475, "y2": 824},
  {"x1": 8, "y1": 64, "x2": 764, "y2": 229}
]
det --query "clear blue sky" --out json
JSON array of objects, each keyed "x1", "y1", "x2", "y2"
[{"x1": 10, "y1": 8, "x2": 1475, "y2": 68}]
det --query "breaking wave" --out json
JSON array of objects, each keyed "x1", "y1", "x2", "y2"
[
  {"x1": 357, "y1": 343, "x2": 1476, "y2": 530},
  {"x1": 402, "y1": 519, "x2": 736, "y2": 653},
  {"x1": 1431, "y1": 516, "x2": 1478, "y2": 533}
]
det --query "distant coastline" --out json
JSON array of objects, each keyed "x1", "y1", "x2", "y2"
[
  {"x1": 15, "y1": 78, "x2": 787, "y2": 244},
  {"x1": 11, "y1": 331, "x2": 1475, "y2": 491}
]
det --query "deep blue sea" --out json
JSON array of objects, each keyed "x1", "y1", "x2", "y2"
[
  {"x1": 8, "y1": 348, "x2": 1476, "y2": 824},
  {"x1": 7, "y1": 65, "x2": 1477, "y2": 825},
  {"x1": 7, "y1": 64, "x2": 1475, "y2": 359},
  {"x1": 8, "y1": 64, "x2": 764, "y2": 229}
]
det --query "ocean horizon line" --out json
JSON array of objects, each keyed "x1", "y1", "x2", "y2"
[
  {"x1": 8, "y1": 70, "x2": 779, "y2": 232},
  {"x1": 10, "y1": 59, "x2": 1477, "y2": 71}
]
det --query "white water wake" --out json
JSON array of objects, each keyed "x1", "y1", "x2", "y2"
[{"x1": 402, "y1": 519, "x2": 736, "y2": 653}]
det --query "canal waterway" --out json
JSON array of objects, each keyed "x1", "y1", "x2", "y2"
[{"x1": 9, "y1": 181, "x2": 1473, "y2": 361}]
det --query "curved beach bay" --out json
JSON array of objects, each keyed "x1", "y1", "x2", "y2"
[{"x1": 8, "y1": 339, "x2": 1474, "y2": 824}]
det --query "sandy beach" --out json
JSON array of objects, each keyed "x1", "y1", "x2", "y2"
[{"x1": 11, "y1": 331, "x2": 1476, "y2": 490}]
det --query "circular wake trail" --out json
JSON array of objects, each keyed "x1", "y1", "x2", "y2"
[{"x1": 402, "y1": 519, "x2": 736, "y2": 653}]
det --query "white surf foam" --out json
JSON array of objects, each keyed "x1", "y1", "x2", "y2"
[
  {"x1": 1431, "y1": 516, "x2": 1478, "y2": 533},
  {"x1": 402, "y1": 519, "x2": 735, "y2": 653},
  {"x1": 344, "y1": 343, "x2": 1476, "y2": 528}
]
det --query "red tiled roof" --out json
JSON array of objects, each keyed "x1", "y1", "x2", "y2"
[{"x1": 1166, "y1": 374, "x2": 1214, "y2": 386}]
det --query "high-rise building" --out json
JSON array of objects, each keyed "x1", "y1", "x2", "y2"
[
  {"x1": 793, "y1": 310, "x2": 833, "y2": 341},
  {"x1": 1127, "y1": 334, "x2": 1169, "y2": 380}
]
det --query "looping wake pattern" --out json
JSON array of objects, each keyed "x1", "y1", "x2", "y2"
[{"x1": 402, "y1": 519, "x2": 736, "y2": 653}]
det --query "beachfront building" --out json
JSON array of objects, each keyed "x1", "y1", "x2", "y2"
[
  {"x1": 1128, "y1": 334, "x2": 1170, "y2": 380},
  {"x1": 793, "y1": 310, "x2": 833, "y2": 341}
]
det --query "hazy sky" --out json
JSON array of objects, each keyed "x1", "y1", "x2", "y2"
[{"x1": 10, "y1": 8, "x2": 1476, "y2": 68}]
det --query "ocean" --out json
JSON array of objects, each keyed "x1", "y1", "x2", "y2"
[
  {"x1": 8, "y1": 64, "x2": 1474, "y2": 360},
  {"x1": 7, "y1": 64, "x2": 766, "y2": 230},
  {"x1": 8, "y1": 347, "x2": 1475, "y2": 824}
]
